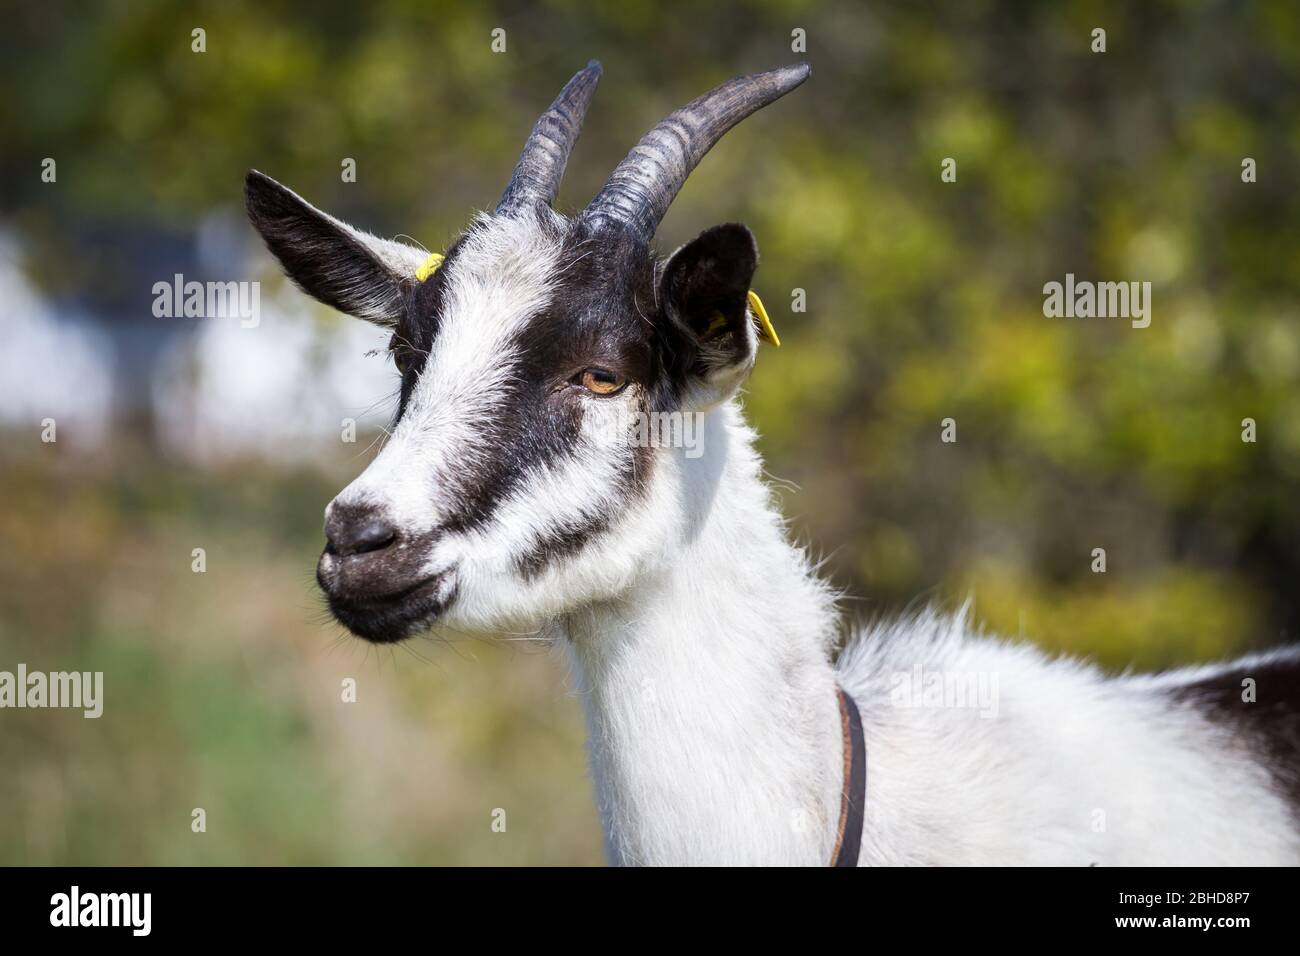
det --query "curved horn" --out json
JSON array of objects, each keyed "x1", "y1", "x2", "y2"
[
  {"x1": 496, "y1": 60, "x2": 602, "y2": 216},
  {"x1": 582, "y1": 64, "x2": 810, "y2": 239}
]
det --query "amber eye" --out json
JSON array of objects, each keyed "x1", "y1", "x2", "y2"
[
  {"x1": 576, "y1": 367, "x2": 627, "y2": 396},
  {"x1": 393, "y1": 350, "x2": 410, "y2": 376}
]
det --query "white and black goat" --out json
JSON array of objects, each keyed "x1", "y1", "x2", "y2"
[{"x1": 246, "y1": 62, "x2": 1300, "y2": 865}]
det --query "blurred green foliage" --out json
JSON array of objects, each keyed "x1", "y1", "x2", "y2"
[{"x1": 2, "y1": 0, "x2": 1299, "y2": 863}]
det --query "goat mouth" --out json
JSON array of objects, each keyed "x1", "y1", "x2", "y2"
[{"x1": 325, "y1": 574, "x2": 451, "y2": 644}]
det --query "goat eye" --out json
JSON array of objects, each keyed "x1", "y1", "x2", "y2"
[
  {"x1": 576, "y1": 368, "x2": 626, "y2": 396},
  {"x1": 393, "y1": 349, "x2": 410, "y2": 376}
]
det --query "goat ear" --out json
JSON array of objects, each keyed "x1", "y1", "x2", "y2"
[
  {"x1": 659, "y1": 223, "x2": 760, "y2": 405},
  {"x1": 244, "y1": 170, "x2": 426, "y2": 327}
]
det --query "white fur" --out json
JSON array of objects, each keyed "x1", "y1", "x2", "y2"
[
  {"x1": 328, "y1": 210, "x2": 1300, "y2": 865},
  {"x1": 840, "y1": 613, "x2": 1299, "y2": 865},
  {"x1": 559, "y1": 404, "x2": 1300, "y2": 865},
  {"x1": 563, "y1": 403, "x2": 844, "y2": 864}
]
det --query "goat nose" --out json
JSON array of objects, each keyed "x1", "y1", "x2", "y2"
[{"x1": 325, "y1": 506, "x2": 398, "y2": 557}]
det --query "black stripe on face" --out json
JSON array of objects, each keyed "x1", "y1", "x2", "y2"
[
  {"x1": 515, "y1": 511, "x2": 612, "y2": 580},
  {"x1": 1167, "y1": 650, "x2": 1300, "y2": 819},
  {"x1": 512, "y1": 439, "x2": 655, "y2": 580},
  {"x1": 399, "y1": 220, "x2": 668, "y2": 548},
  {"x1": 437, "y1": 370, "x2": 588, "y2": 535},
  {"x1": 391, "y1": 234, "x2": 471, "y2": 423}
]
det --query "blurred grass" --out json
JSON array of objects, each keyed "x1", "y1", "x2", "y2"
[{"x1": 0, "y1": 444, "x2": 601, "y2": 865}]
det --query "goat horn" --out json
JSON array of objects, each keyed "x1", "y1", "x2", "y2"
[
  {"x1": 496, "y1": 60, "x2": 603, "y2": 216},
  {"x1": 581, "y1": 64, "x2": 810, "y2": 239}
]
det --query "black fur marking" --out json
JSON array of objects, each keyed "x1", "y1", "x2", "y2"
[
  {"x1": 516, "y1": 512, "x2": 613, "y2": 580},
  {"x1": 512, "y1": 436, "x2": 655, "y2": 580},
  {"x1": 1168, "y1": 649, "x2": 1300, "y2": 817},
  {"x1": 375, "y1": 217, "x2": 762, "y2": 580},
  {"x1": 403, "y1": 221, "x2": 667, "y2": 546},
  {"x1": 391, "y1": 234, "x2": 471, "y2": 420}
]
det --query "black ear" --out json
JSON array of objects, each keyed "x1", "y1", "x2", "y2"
[
  {"x1": 244, "y1": 170, "x2": 426, "y2": 327},
  {"x1": 659, "y1": 223, "x2": 760, "y2": 400}
]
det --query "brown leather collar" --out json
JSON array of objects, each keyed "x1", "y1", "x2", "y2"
[{"x1": 830, "y1": 686, "x2": 866, "y2": 866}]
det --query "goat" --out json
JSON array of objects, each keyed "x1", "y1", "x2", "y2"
[{"x1": 245, "y1": 61, "x2": 1300, "y2": 865}]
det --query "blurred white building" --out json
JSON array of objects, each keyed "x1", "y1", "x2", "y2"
[
  {"x1": 0, "y1": 233, "x2": 116, "y2": 449},
  {"x1": 1, "y1": 224, "x2": 397, "y2": 466}
]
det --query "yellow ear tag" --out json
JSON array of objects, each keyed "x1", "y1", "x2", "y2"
[
  {"x1": 747, "y1": 289, "x2": 781, "y2": 347},
  {"x1": 414, "y1": 252, "x2": 444, "y2": 282},
  {"x1": 704, "y1": 290, "x2": 781, "y2": 347}
]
